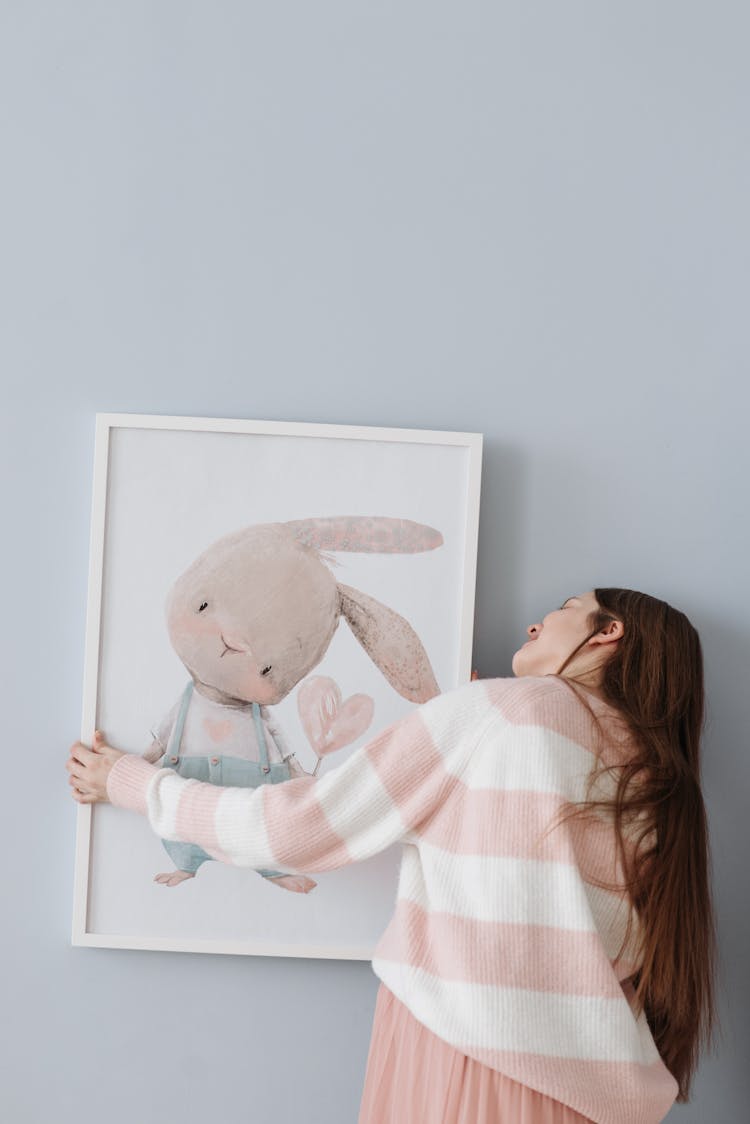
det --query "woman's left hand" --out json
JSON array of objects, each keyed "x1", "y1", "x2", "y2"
[{"x1": 66, "y1": 732, "x2": 126, "y2": 804}]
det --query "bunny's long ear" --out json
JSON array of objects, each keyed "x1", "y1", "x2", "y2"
[
  {"x1": 286, "y1": 517, "x2": 443, "y2": 554},
  {"x1": 338, "y1": 583, "x2": 440, "y2": 703}
]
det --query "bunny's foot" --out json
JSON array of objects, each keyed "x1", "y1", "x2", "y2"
[
  {"x1": 265, "y1": 874, "x2": 317, "y2": 894},
  {"x1": 154, "y1": 870, "x2": 196, "y2": 887}
]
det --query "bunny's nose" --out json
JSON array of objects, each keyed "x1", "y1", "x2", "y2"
[{"x1": 220, "y1": 632, "x2": 250, "y2": 656}]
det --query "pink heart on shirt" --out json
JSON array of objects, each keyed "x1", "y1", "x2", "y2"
[
  {"x1": 203, "y1": 718, "x2": 233, "y2": 743},
  {"x1": 297, "y1": 676, "x2": 374, "y2": 757}
]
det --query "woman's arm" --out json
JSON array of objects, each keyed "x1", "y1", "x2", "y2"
[{"x1": 68, "y1": 683, "x2": 493, "y2": 875}]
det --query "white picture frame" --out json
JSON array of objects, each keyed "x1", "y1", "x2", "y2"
[{"x1": 72, "y1": 413, "x2": 483, "y2": 959}]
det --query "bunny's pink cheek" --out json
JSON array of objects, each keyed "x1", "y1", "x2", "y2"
[
  {"x1": 170, "y1": 608, "x2": 218, "y2": 641},
  {"x1": 240, "y1": 673, "x2": 277, "y2": 706}
]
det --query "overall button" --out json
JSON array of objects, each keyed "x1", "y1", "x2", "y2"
[
  {"x1": 210, "y1": 757, "x2": 219, "y2": 766},
  {"x1": 170, "y1": 756, "x2": 178, "y2": 764}
]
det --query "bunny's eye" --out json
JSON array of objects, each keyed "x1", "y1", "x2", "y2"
[
  {"x1": 198, "y1": 602, "x2": 208, "y2": 613},
  {"x1": 260, "y1": 665, "x2": 272, "y2": 677}
]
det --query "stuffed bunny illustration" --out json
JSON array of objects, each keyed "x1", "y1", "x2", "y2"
[{"x1": 146, "y1": 515, "x2": 443, "y2": 892}]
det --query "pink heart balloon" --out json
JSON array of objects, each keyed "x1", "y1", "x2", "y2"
[{"x1": 297, "y1": 676, "x2": 374, "y2": 756}]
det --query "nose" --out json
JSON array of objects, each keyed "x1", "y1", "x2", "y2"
[
  {"x1": 221, "y1": 631, "x2": 250, "y2": 654},
  {"x1": 527, "y1": 622, "x2": 541, "y2": 638}
]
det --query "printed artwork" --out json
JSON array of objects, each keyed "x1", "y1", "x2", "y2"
[
  {"x1": 74, "y1": 416, "x2": 481, "y2": 958},
  {"x1": 147, "y1": 516, "x2": 443, "y2": 893}
]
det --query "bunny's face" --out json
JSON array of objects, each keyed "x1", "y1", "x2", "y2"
[{"x1": 166, "y1": 524, "x2": 340, "y2": 705}]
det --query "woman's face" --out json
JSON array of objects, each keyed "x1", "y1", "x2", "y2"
[{"x1": 512, "y1": 590, "x2": 604, "y2": 677}]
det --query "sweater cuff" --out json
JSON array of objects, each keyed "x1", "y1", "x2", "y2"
[{"x1": 107, "y1": 754, "x2": 159, "y2": 816}]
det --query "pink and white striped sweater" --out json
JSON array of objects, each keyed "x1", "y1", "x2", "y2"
[{"x1": 106, "y1": 676, "x2": 679, "y2": 1124}]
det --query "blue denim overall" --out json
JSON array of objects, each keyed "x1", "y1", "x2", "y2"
[{"x1": 161, "y1": 682, "x2": 288, "y2": 880}]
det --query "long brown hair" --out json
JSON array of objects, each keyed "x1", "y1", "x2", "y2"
[{"x1": 557, "y1": 588, "x2": 716, "y2": 1102}]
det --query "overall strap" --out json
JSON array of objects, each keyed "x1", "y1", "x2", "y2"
[
  {"x1": 252, "y1": 702, "x2": 271, "y2": 774},
  {"x1": 166, "y1": 681, "x2": 195, "y2": 758}
]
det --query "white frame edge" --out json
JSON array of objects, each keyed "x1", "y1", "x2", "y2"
[
  {"x1": 72, "y1": 415, "x2": 112, "y2": 946},
  {"x1": 93, "y1": 411, "x2": 482, "y2": 446}
]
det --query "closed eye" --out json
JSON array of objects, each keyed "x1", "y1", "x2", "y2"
[
  {"x1": 560, "y1": 596, "x2": 581, "y2": 610},
  {"x1": 260, "y1": 665, "x2": 272, "y2": 677},
  {"x1": 198, "y1": 602, "x2": 208, "y2": 612}
]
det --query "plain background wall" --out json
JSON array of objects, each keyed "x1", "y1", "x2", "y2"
[{"x1": 2, "y1": 2, "x2": 747, "y2": 1121}]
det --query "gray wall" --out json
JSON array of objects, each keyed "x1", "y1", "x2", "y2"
[{"x1": 2, "y1": 2, "x2": 746, "y2": 1121}]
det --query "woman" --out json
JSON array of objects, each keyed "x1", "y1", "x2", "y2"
[{"x1": 67, "y1": 588, "x2": 716, "y2": 1124}]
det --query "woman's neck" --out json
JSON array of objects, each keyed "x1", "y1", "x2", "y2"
[{"x1": 558, "y1": 661, "x2": 609, "y2": 703}]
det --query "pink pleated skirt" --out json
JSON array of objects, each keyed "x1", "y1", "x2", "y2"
[{"x1": 358, "y1": 984, "x2": 593, "y2": 1124}]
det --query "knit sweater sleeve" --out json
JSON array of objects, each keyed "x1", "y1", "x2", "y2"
[{"x1": 106, "y1": 683, "x2": 493, "y2": 874}]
